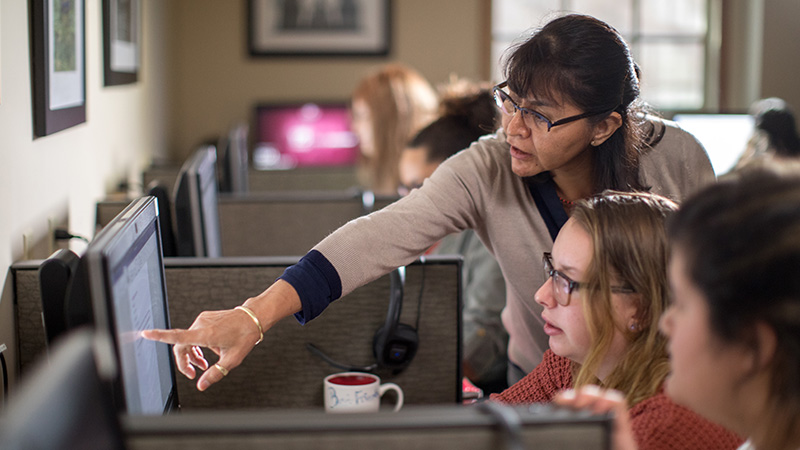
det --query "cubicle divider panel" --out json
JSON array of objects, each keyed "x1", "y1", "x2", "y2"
[
  {"x1": 143, "y1": 165, "x2": 359, "y2": 197},
  {"x1": 163, "y1": 256, "x2": 461, "y2": 410},
  {"x1": 10, "y1": 261, "x2": 48, "y2": 375},
  {"x1": 247, "y1": 166, "x2": 359, "y2": 192},
  {"x1": 124, "y1": 405, "x2": 612, "y2": 450},
  {"x1": 217, "y1": 193, "x2": 365, "y2": 257},
  {"x1": 97, "y1": 189, "x2": 402, "y2": 256}
]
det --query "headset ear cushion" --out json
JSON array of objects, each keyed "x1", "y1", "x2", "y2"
[{"x1": 373, "y1": 324, "x2": 419, "y2": 371}]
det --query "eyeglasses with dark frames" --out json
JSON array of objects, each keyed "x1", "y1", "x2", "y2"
[
  {"x1": 493, "y1": 81, "x2": 616, "y2": 132},
  {"x1": 542, "y1": 252, "x2": 635, "y2": 306}
]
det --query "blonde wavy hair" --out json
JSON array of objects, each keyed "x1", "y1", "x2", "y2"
[
  {"x1": 352, "y1": 64, "x2": 438, "y2": 195},
  {"x1": 569, "y1": 191, "x2": 678, "y2": 406}
]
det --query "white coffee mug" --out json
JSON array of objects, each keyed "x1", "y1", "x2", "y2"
[{"x1": 323, "y1": 372, "x2": 404, "y2": 413}]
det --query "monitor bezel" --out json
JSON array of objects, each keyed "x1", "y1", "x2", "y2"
[{"x1": 85, "y1": 195, "x2": 179, "y2": 414}]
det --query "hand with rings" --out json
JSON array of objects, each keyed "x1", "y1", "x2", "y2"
[{"x1": 141, "y1": 280, "x2": 302, "y2": 391}]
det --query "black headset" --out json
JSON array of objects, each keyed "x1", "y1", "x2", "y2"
[
  {"x1": 306, "y1": 266, "x2": 419, "y2": 373},
  {"x1": 372, "y1": 267, "x2": 419, "y2": 371}
]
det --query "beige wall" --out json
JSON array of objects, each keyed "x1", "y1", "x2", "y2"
[
  {"x1": 164, "y1": 0, "x2": 490, "y2": 162},
  {"x1": 0, "y1": 0, "x2": 169, "y2": 388},
  {"x1": 761, "y1": 0, "x2": 800, "y2": 113}
]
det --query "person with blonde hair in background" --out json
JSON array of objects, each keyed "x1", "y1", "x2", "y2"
[{"x1": 351, "y1": 63, "x2": 438, "y2": 195}]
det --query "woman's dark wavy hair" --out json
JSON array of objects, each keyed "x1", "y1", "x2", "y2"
[
  {"x1": 408, "y1": 84, "x2": 498, "y2": 163},
  {"x1": 502, "y1": 14, "x2": 649, "y2": 192},
  {"x1": 668, "y1": 165, "x2": 800, "y2": 449}
]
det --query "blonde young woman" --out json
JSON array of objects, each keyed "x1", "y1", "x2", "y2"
[
  {"x1": 557, "y1": 166, "x2": 800, "y2": 450},
  {"x1": 492, "y1": 192, "x2": 742, "y2": 450},
  {"x1": 350, "y1": 63, "x2": 438, "y2": 195}
]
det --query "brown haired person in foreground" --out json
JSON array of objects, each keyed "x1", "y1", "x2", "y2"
[{"x1": 555, "y1": 166, "x2": 800, "y2": 450}]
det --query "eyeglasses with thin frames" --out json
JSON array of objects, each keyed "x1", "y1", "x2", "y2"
[
  {"x1": 493, "y1": 81, "x2": 616, "y2": 132},
  {"x1": 542, "y1": 252, "x2": 635, "y2": 306}
]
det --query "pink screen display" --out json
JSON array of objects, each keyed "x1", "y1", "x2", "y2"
[{"x1": 256, "y1": 103, "x2": 359, "y2": 167}]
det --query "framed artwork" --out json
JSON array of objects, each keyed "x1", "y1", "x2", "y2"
[
  {"x1": 31, "y1": 0, "x2": 86, "y2": 137},
  {"x1": 248, "y1": 0, "x2": 391, "y2": 57},
  {"x1": 103, "y1": 0, "x2": 140, "y2": 86}
]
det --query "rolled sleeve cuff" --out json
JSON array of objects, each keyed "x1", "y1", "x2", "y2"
[{"x1": 278, "y1": 249, "x2": 342, "y2": 324}]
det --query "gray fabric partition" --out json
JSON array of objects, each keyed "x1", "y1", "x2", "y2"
[
  {"x1": 246, "y1": 166, "x2": 358, "y2": 192},
  {"x1": 123, "y1": 405, "x2": 611, "y2": 450},
  {"x1": 11, "y1": 261, "x2": 48, "y2": 375},
  {"x1": 164, "y1": 256, "x2": 461, "y2": 410},
  {"x1": 95, "y1": 190, "x2": 400, "y2": 257},
  {"x1": 216, "y1": 191, "x2": 367, "y2": 257},
  {"x1": 11, "y1": 256, "x2": 462, "y2": 409},
  {"x1": 142, "y1": 165, "x2": 359, "y2": 197}
]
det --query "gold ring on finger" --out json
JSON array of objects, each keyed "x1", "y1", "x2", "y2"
[{"x1": 214, "y1": 363, "x2": 229, "y2": 377}]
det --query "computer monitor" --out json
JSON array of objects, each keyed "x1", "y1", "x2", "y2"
[
  {"x1": 0, "y1": 328, "x2": 125, "y2": 450},
  {"x1": 217, "y1": 123, "x2": 250, "y2": 194},
  {"x1": 173, "y1": 146, "x2": 223, "y2": 257},
  {"x1": 146, "y1": 181, "x2": 177, "y2": 257},
  {"x1": 83, "y1": 196, "x2": 179, "y2": 415},
  {"x1": 672, "y1": 113, "x2": 755, "y2": 176},
  {"x1": 253, "y1": 102, "x2": 359, "y2": 169}
]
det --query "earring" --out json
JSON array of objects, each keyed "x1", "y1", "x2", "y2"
[{"x1": 629, "y1": 322, "x2": 638, "y2": 331}]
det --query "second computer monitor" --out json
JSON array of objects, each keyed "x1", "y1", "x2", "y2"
[
  {"x1": 254, "y1": 102, "x2": 359, "y2": 169},
  {"x1": 173, "y1": 146, "x2": 223, "y2": 257},
  {"x1": 217, "y1": 123, "x2": 250, "y2": 194},
  {"x1": 672, "y1": 113, "x2": 755, "y2": 176}
]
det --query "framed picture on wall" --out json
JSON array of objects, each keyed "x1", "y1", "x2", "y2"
[
  {"x1": 248, "y1": 0, "x2": 391, "y2": 57},
  {"x1": 103, "y1": 0, "x2": 140, "y2": 86},
  {"x1": 31, "y1": 0, "x2": 86, "y2": 137}
]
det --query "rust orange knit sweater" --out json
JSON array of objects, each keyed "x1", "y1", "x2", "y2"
[{"x1": 491, "y1": 350, "x2": 744, "y2": 450}]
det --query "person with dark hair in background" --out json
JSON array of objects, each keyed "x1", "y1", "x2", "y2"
[
  {"x1": 399, "y1": 80, "x2": 508, "y2": 394},
  {"x1": 492, "y1": 191, "x2": 742, "y2": 450},
  {"x1": 734, "y1": 97, "x2": 800, "y2": 170},
  {"x1": 555, "y1": 164, "x2": 800, "y2": 450},
  {"x1": 143, "y1": 14, "x2": 715, "y2": 393}
]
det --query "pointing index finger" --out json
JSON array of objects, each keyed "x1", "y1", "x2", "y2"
[{"x1": 141, "y1": 328, "x2": 204, "y2": 346}]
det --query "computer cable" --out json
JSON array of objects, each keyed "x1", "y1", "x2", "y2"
[
  {"x1": 476, "y1": 401, "x2": 525, "y2": 450},
  {"x1": 305, "y1": 343, "x2": 378, "y2": 372},
  {"x1": 54, "y1": 228, "x2": 89, "y2": 243},
  {"x1": 414, "y1": 261, "x2": 426, "y2": 330}
]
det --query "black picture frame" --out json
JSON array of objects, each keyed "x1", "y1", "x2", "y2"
[
  {"x1": 103, "y1": 0, "x2": 140, "y2": 86},
  {"x1": 248, "y1": 0, "x2": 391, "y2": 57},
  {"x1": 31, "y1": 0, "x2": 86, "y2": 137}
]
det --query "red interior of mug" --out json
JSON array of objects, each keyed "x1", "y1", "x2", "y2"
[{"x1": 328, "y1": 374, "x2": 376, "y2": 386}]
